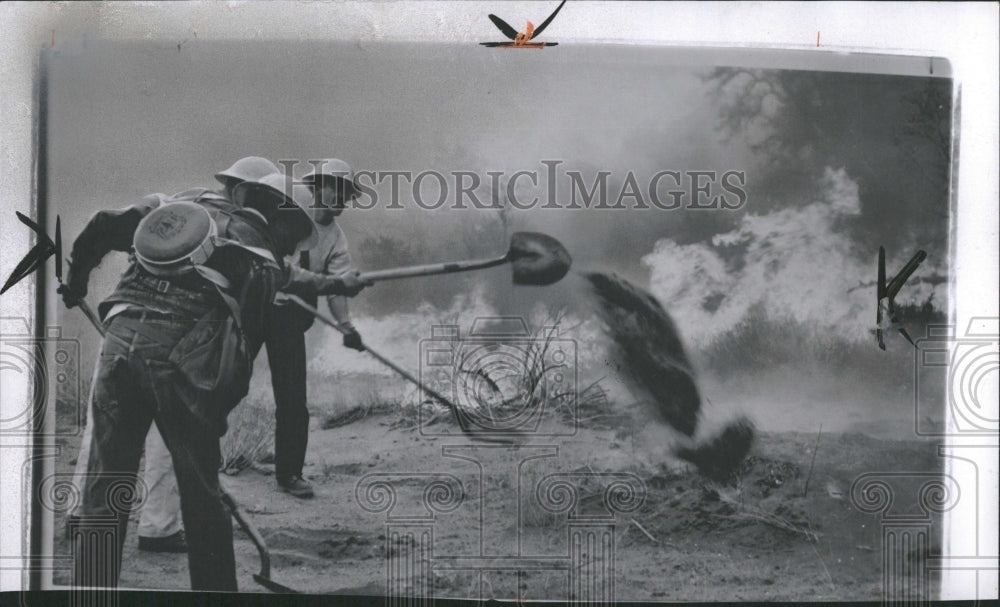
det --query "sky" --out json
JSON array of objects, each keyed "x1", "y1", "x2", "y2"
[{"x1": 47, "y1": 41, "x2": 749, "y2": 283}]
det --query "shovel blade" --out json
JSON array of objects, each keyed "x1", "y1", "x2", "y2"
[
  {"x1": 253, "y1": 573, "x2": 300, "y2": 594},
  {"x1": 508, "y1": 232, "x2": 572, "y2": 285}
]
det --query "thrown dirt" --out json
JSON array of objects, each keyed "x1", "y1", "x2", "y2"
[
  {"x1": 585, "y1": 271, "x2": 755, "y2": 481},
  {"x1": 585, "y1": 272, "x2": 703, "y2": 437}
]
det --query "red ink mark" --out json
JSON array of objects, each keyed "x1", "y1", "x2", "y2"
[
  {"x1": 481, "y1": 1, "x2": 564, "y2": 48},
  {"x1": 512, "y1": 21, "x2": 544, "y2": 48},
  {"x1": 498, "y1": 21, "x2": 546, "y2": 49},
  {"x1": 816, "y1": 31, "x2": 820, "y2": 47},
  {"x1": 51, "y1": 30, "x2": 55, "y2": 47}
]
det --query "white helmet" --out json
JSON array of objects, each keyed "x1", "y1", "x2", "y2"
[
  {"x1": 301, "y1": 158, "x2": 360, "y2": 198},
  {"x1": 235, "y1": 172, "x2": 318, "y2": 250},
  {"x1": 215, "y1": 156, "x2": 280, "y2": 186}
]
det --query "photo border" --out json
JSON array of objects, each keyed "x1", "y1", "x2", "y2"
[{"x1": 1, "y1": 2, "x2": 996, "y2": 601}]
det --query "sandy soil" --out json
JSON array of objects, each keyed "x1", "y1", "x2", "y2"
[{"x1": 50, "y1": 404, "x2": 943, "y2": 602}]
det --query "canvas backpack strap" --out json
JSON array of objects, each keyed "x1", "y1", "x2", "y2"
[
  {"x1": 210, "y1": 209, "x2": 279, "y2": 266},
  {"x1": 191, "y1": 210, "x2": 240, "y2": 327},
  {"x1": 192, "y1": 263, "x2": 244, "y2": 331},
  {"x1": 212, "y1": 239, "x2": 278, "y2": 265},
  {"x1": 192, "y1": 209, "x2": 281, "y2": 331}
]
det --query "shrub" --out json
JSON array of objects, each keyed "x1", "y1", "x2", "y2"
[{"x1": 220, "y1": 395, "x2": 275, "y2": 474}]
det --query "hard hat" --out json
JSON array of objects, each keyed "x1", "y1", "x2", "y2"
[
  {"x1": 214, "y1": 156, "x2": 280, "y2": 186},
  {"x1": 300, "y1": 158, "x2": 360, "y2": 197},
  {"x1": 133, "y1": 201, "x2": 217, "y2": 276},
  {"x1": 236, "y1": 173, "x2": 318, "y2": 250}
]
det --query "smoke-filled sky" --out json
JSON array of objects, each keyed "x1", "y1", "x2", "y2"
[
  {"x1": 48, "y1": 41, "x2": 752, "y2": 281},
  {"x1": 46, "y1": 41, "x2": 952, "y2": 402}
]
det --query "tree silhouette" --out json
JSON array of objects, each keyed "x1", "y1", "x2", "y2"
[{"x1": 704, "y1": 68, "x2": 952, "y2": 252}]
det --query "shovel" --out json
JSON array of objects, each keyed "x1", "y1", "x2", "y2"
[
  {"x1": 286, "y1": 294, "x2": 526, "y2": 445},
  {"x1": 5, "y1": 212, "x2": 301, "y2": 593},
  {"x1": 52, "y1": 298, "x2": 300, "y2": 592},
  {"x1": 220, "y1": 487, "x2": 299, "y2": 593},
  {"x1": 64, "y1": 298, "x2": 301, "y2": 592},
  {"x1": 358, "y1": 231, "x2": 572, "y2": 286}
]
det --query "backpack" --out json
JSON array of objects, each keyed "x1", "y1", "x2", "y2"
[{"x1": 135, "y1": 191, "x2": 280, "y2": 434}]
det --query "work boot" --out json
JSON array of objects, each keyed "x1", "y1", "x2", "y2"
[
  {"x1": 277, "y1": 475, "x2": 314, "y2": 499},
  {"x1": 137, "y1": 529, "x2": 188, "y2": 553}
]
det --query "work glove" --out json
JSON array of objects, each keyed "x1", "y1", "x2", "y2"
[
  {"x1": 333, "y1": 270, "x2": 372, "y2": 297},
  {"x1": 58, "y1": 264, "x2": 89, "y2": 309},
  {"x1": 341, "y1": 325, "x2": 364, "y2": 351}
]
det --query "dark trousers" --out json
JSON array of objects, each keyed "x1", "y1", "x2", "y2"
[
  {"x1": 263, "y1": 304, "x2": 310, "y2": 480},
  {"x1": 72, "y1": 311, "x2": 237, "y2": 591}
]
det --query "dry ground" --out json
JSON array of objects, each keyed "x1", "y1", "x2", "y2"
[{"x1": 50, "y1": 400, "x2": 942, "y2": 602}]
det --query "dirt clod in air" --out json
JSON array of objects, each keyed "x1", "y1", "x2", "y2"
[
  {"x1": 584, "y1": 271, "x2": 755, "y2": 479},
  {"x1": 584, "y1": 271, "x2": 701, "y2": 437}
]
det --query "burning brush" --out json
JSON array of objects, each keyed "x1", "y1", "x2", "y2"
[{"x1": 584, "y1": 272, "x2": 755, "y2": 481}]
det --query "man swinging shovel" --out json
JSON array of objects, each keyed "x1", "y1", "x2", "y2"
[{"x1": 3, "y1": 166, "x2": 367, "y2": 592}]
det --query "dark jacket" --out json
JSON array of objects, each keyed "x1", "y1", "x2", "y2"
[{"x1": 69, "y1": 189, "x2": 333, "y2": 432}]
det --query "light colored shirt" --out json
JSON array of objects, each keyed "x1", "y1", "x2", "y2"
[{"x1": 274, "y1": 220, "x2": 354, "y2": 325}]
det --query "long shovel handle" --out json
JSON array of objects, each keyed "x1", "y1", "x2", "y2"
[
  {"x1": 284, "y1": 294, "x2": 471, "y2": 429},
  {"x1": 358, "y1": 254, "x2": 508, "y2": 283},
  {"x1": 220, "y1": 486, "x2": 300, "y2": 594},
  {"x1": 57, "y1": 259, "x2": 300, "y2": 592},
  {"x1": 54, "y1": 271, "x2": 108, "y2": 337},
  {"x1": 76, "y1": 299, "x2": 106, "y2": 338},
  {"x1": 286, "y1": 295, "x2": 524, "y2": 444},
  {"x1": 219, "y1": 488, "x2": 270, "y2": 577}
]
